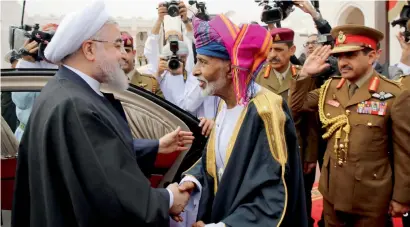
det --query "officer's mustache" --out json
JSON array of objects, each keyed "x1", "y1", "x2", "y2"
[
  {"x1": 269, "y1": 57, "x2": 281, "y2": 63},
  {"x1": 340, "y1": 65, "x2": 353, "y2": 71}
]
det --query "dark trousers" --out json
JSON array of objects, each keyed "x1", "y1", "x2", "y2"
[
  {"x1": 304, "y1": 168, "x2": 316, "y2": 227},
  {"x1": 404, "y1": 214, "x2": 410, "y2": 227}
]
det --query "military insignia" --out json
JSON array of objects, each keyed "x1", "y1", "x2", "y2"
[
  {"x1": 357, "y1": 101, "x2": 387, "y2": 116},
  {"x1": 326, "y1": 99, "x2": 340, "y2": 107},
  {"x1": 126, "y1": 39, "x2": 131, "y2": 46},
  {"x1": 332, "y1": 94, "x2": 337, "y2": 100},
  {"x1": 337, "y1": 31, "x2": 346, "y2": 44},
  {"x1": 274, "y1": 34, "x2": 281, "y2": 41},
  {"x1": 138, "y1": 82, "x2": 147, "y2": 88},
  {"x1": 368, "y1": 77, "x2": 380, "y2": 93},
  {"x1": 371, "y1": 91, "x2": 394, "y2": 101}
]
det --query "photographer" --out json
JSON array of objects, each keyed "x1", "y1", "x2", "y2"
[
  {"x1": 12, "y1": 23, "x2": 58, "y2": 142},
  {"x1": 144, "y1": 1, "x2": 195, "y2": 75},
  {"x1": 293, "y1": 0, "x2": 331, "y2": 34},
  {"x1": 155, "y1": 38, "x2": 218, "y2": 120}
]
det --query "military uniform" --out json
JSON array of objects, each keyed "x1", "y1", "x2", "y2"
[
  {"x1": 130, "y1": 69, "x2": 164, "y2": 98},
  {"x1": 290, "y1": 24, "x2": 410, "y2": 226},
  {"x1": 399, "y1": 75, "x2": 410, "y2": 89}
]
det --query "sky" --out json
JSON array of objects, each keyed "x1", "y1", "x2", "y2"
[{"x1": 19, "y1": 0, "x2": 264, "y2": 23}]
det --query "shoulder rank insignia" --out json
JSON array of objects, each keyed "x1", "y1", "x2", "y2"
[
  {"x1": 371, "y1": 91, "x2": 394, "y2": 101},
  {"x1": 138, "y1": 82, "x2": 147, "y2": 88},
  {"x1": 337, "y1": 31, "x2": 346, "y2": 44}
]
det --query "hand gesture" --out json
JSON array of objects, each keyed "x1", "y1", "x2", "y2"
[
  {"x1": 397, "y1": 32, "x2": 410, "y2": 65},
  {"x1": 179, "y1": 1, "x2": 188, "y2": 21},
  {"x1": 198, "y1": 118, "x2": 214, "y2": 137},
  {"x1": 157, "y1": 58, "x2": 169, "y2": 77},
  {"x1": 171, "y1": 181, "x2": 197, "y2": 222},
  {"x1": 21, "y1": 39, "x2": 39, "y2": 62},
  {"x1": 167, "y1": 183, "x2": 190, "y2": 217},
  {"x1": 299, "y1": 45, "x2": 332, "y2": 79},
  {"x1": 389, "y1": 200, "x2": 410, "y2": 217},
  {"x1": 192, "y1": 221, "x2": 206, "y2": 227},
  {"x1": 157, "y1": 2, "x2": 168, "y2": 21},
  {"x1": 293, "y1": 0, "x2": 316, "y2": 15},
  {"x1": 159, "y1": 127, "x2": 194, "y2": 154}
]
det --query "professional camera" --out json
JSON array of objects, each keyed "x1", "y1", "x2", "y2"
[
  {"x1": 188, "y1": 0, "x2": 209, "y2": 21},
  {"x1": 167, "y1": 35, "x2": 181, "y2": 70},
  {"x1": 163, "y1": 0, "x2": 180, "y2": 17},
  {"x1": 9, "y1": 23, "x2": 55, "y2": 61},
  {"x1": 255, "y1": 0, "x2": 295, "y2": 24},
  {"x1": 392, "y1": 4, "x2": 410, "y2": 42}
]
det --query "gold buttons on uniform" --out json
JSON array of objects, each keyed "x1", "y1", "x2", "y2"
[
  {"x1": 326, "y1": 113, "x2": 331, "y2": 117},
  {"x1": 367, "y1": 122, "x2": 372, "y2": 127},
  {"x1": 339, "y1": 144, "x2": 344, "y2": 149},
  {"x1": 346, "y1": 110, "x2": 351, "y2": 115},
  {"x1": 373, "y1": 173, "x2": 377, "y2": 179}
]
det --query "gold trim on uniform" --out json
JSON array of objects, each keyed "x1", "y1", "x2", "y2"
[{"x1": 319, "y1": 79, "x2": 351, "y2": 166}]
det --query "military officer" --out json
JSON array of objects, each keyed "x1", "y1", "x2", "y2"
[
  {"x1": 255, "y1": 27, "x2": 301, "y2": 101},
  {"x1": 121, "y1": 31, "x2": 164, "y2": 98},
  {"x1": 289, "y1": 24, "x2": 410, "y2": 226}
]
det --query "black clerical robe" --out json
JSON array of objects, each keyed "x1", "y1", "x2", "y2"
[
  {"x1": 185, "y1": 89, "x2": 307, "y2": 227},
  {"x1": 12, "y1": 66, "x2": 170, "y2": 227}
]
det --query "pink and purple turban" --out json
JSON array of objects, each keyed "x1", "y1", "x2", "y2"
[{"x1": 193, "y1": 15, "x2": 272, "y2": 104}]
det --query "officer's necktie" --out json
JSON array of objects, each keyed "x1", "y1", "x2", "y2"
[{"x1": 348, "y1": 84, "x2": 358, "y2": 99}]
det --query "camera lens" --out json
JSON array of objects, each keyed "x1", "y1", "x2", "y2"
[
  {"x1": 168, "y1": 4, "x2": 179, "y2": 17},
  {"x1": 168, "y1": 58, "x2": 180, "y2": 70}
]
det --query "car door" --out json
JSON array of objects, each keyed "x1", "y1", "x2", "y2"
[{"x1": 1, "y1": 68, "x2": 207, "y2": 190}]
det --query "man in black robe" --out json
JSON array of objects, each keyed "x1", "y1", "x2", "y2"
[
  {"x1": 11, "y1": 1, "x2": 195, "y2": 226},
  {"x1": 170, "y1": 15, "x2": 307, "y2": 227}
]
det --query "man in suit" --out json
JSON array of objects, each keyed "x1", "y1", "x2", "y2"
[
  {"x1": 290, "y1": 24, "x2": 410, "y2": 226},
  {"x1": 12, "y1": 1, "x2": 195, "y2": 226}
]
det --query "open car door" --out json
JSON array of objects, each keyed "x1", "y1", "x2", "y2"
[{"x1": 1, "y1": 68, "x2": 207, "y2": 203}]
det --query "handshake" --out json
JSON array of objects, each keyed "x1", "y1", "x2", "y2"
[{"x1": 167, "y1": 181, "x2": 197, "y2": 222}]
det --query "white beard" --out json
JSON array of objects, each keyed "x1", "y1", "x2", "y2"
[
  {"x1": 199, "y1": 74, "x2": 226, "y2": 97},
  {"x1": 96, "y1": 49, "x2": 129, "y2": 91}
]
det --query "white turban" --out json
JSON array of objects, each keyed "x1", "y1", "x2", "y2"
[
  {"x1": 160, "y1": 41, "x2": 189, "y2": 58},
  {"x1": 44, "y1": 0, "x2": 109, "y2": 63}
]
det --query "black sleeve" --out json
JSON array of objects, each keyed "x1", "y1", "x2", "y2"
[
  {"x1": 314, "y1": 17, "x2": 332, "y2": 34},
  {"x1": 61, "y1": 98, "x2": 170, "y2": 225}
]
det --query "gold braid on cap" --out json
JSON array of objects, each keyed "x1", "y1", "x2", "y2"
[{"x1": 318, "y1": 79, "x2": 351, "y2": 166}]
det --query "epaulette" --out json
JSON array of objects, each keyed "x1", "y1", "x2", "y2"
[
  {"x1": 378, "y1": 74, "x2": 402, "y2": 88},
  {"x1": 139, "y1": 72, "x2": 156, "y2": 78}
]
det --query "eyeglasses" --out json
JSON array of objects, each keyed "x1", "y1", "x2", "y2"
[
  {"x1": 91, "y1": 39, "x2": 126, "y2": 53},
  {"x1": 303, "y1": 41, "x2": 319, "y2": 47}
]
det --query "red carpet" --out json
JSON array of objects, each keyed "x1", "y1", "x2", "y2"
[{"x1": 311, "y1": 182, "x2": 403, "y2": 227}]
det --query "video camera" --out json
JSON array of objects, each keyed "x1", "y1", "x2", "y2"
[
  {"x1": 255, "y1": 0, "x2": 295, "y2": 24},
  {"x1": 167, "y1": 35, "x2": 181, "y2": 70},
  {"x1": 9, "y1": 23, "x2": 55, "y2": 61},
  {"x1": 163, "y1": 0, "x2": 180, "y2": 17},
  {"x1": 392, "y1": 4, "x2": 410, "y2": 42},
  {"x1": 189, "y1": 0, "x2": 209, "y2": 21}
]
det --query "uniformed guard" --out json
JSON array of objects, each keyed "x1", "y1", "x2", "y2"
[
  {"x1": 121, "y1": 31, "x2": 164, "y2": 98},
  {"x1": 255, "y1": 27, "x2": 301, "y2": 101},
  {"x1": 290, "y1": 24, "x2": 410, "y2": 226}
]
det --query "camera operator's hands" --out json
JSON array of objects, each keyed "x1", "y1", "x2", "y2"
[
  {"x1": 397, "y1": 32, "x2": 410, "y2": 66},
  {"x1": 293, "y1": 0, "x2": 319, "y2": 19},
  {"x1": 179, "y1": 1, "x2": 188, "y2": 21},
  {"x1": 157, "y1": 58, "x2": 169, "y2": 77},
  {"x1": 299, "y1": 45, "x2": 332, "y2": 80},
  {"x1": 20, "y1": 39, "x2": 39, "y2": 63},
  {"x1": 157, "y1": 2, "x2": 168, "y2": 21}
]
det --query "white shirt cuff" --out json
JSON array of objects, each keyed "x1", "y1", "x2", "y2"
[
  {"x1": 397, "y1": 62, "x2": 410, "y2": 75},
  {"x1": 205, "y1": 222, "x2": 225, "y2": 227},
  {"x1": 179, "y1": 175, "x2": 202, "y2": 212},
  {"x1": 166, "y1": 188, "x2": 174, "y2": 209}
]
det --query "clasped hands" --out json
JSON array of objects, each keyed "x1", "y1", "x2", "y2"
[{"x1": 167, "y1": 181, "x2": 197, "y2": 222}]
